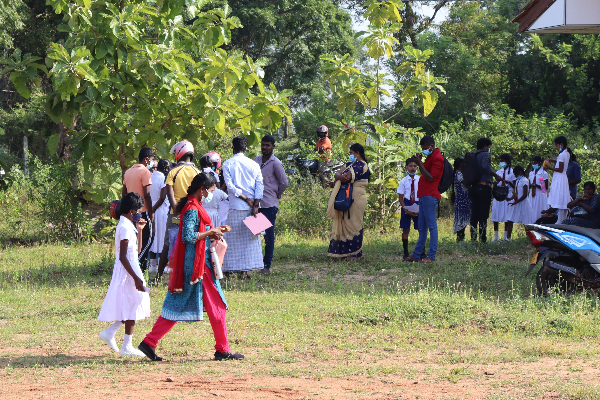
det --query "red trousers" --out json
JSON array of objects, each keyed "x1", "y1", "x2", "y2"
[{"x1": 143, "y1": 264, "x2": 230, "y2": 353}]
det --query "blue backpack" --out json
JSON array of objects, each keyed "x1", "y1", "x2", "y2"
[{"x1": 334, "y1": 183, "x2": 354, "y2": 218}]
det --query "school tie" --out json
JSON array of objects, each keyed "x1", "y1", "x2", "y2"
[
  {"x1": 502, "y1": 170, "x2": 506, "y2": 185},
  {"x1": 410, "y1": 178, "x2": 415, "y2": 202}
]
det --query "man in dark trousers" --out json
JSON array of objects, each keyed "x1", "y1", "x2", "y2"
[
  {"x1": 254, "y1": 135, "x2": 289, "y2": 273},
  {"x1": 469, "y1": 138, "x2": 504, "y2": 243},
  {"x1": 405, "y1": 135, "x2": 444, "y2": 262}
]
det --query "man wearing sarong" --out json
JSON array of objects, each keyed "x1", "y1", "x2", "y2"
[{"x1": 222, "y1": 136, "x2": 264, "y2": 278}]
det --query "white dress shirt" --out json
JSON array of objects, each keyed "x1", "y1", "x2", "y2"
[{"x1": 223, "y1": 152, "x2": 264, "y2": 211}]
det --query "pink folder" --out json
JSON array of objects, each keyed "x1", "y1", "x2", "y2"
[{"x1": 243, "y1": 212, "x2": 273, "y2": 235}]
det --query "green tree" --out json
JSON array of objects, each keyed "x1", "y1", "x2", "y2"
[{"x1": 2, "y1": 0, "x2": 292, "y2": 203}]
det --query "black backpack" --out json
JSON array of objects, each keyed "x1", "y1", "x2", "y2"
[
  {"x1": 438, "y1": 154, "x2": 454, "y2": 194},
  {"x1": 461, "y1": 151, "x2": 483, "y2": 188},
  {"x1": 334, "y1": 183, "x2": 354, "y2": 217}
]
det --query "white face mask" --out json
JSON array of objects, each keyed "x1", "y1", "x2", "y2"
[
  {"x1": 201, "y1": 190, "x2": 213, "y2": 204},
  {"x1": 147, "y1": 160, "x2": 155, "y2": 170}
]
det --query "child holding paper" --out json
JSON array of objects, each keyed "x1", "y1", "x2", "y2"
[{"x1": 397, "y1": 159, "x2": 420, "y2": 260}]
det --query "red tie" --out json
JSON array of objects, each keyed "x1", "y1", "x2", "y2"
[
  {"x1": 502, "y1": 169, "x2": 506, "y2": 184},
  {"x1": 410, "y1": 178, "x2": 415, "y2": 202}
]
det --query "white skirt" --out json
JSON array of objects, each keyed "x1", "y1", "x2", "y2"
[
  {"x1": 491, "y1": 199, "x2": 510, "y2": 223},
  {"x1": 529, "y1": 192, "x2": 548, "y2": 223},
  {"x1": 151, "y1": 204, "x2": 169, "y2": 253},
  {"x1": 547, "y1": 173, "x2": 571, "y2": 209},
  {"x1": 507, "y1": 199, "x2": 535, "y2": 224},
  {"x1": 98, "y1": 254, "x2": 151, "y2": 322}
]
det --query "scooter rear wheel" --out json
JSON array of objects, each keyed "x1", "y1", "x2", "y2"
[{"x1": 536, "y1": 268, "x2": 575, "y2": 296}]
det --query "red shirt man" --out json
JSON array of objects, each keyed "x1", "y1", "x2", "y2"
[{"x1": 416, "y1": 148, "x2": 444, "y2": 200}]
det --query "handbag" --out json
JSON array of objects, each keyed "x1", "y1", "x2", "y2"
[
  {"x1": 492, "y1": 185, "x2": 509, "y2": 201},
  {"x1": 570, "y1": 206, "x2": 587, "y2": 217}
]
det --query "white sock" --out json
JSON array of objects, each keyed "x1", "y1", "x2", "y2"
[
  {"x1": 494, "y1": 231, "x2": 499, "y2": 240},
  {"x1": 103, "y1": 321, "x2": 123, "y2": 338},
  {"x1": 503, "y1": 231, "x2": 508, "y2": 240},
  {"x1": 122, "y1": 334, "x2": 133, "y2": 349}
]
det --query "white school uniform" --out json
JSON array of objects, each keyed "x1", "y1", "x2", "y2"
[
  {"x1": 149, "y1": 170, "x2": 170, "y2": 253},
  {"x1": 203, "y1": 188, "x2": 228, "y2": 227},
  {"x1": 528, "y1": 169, "x2": 549, "y2": 222},
  {"x1": 507, "y1": 177, "x2": 534, "y2": 224},
  {"x1": 98, "y1": 216, "x2": 151, "y2": 322},
  {"x1": 218, "y1": 198, "x2": 230, "y2": 227},
  {"x1": 547, "y1": 150, "x2": 571, "y2": 210},
  {"x1": 203, "y1": 167, "x2": 220, "y2": 184},
  {"x1": 491, "y1": 167, "x2": 515, "y2": 223},
  {"x1": 396, "y1": 175, "x2": 420, "y2": 203}
]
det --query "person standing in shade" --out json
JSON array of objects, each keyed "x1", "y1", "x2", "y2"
[
  {"x1": 452, "y1": 157, "x2": 471, "y2": 241},
  {"x1": 468, "y1": 138, "x2": 503, "y2": 243},
  {"x1": 254, "y1": 135, "x2": 289, "y2": 273},
  {"x1": 546, "y1": 136, "x2": 571, "y2": 223},
  {"x1": 222, "y1": 136, "x2": 264, "y2": 278},
  {"x1": 122, "y1": 147, "x2": 155, "y2": 272},
  {"x1": 154, "y1": 141, "x2": 201, "y2": 281},
  {"x1": 566, "y1": 152, "x2": 581, "y2": 200},
  {"x1": 148, "y1": 159, "x2": 171, "y2": 273},
  {"x1": 405, "y1": 136, "x2": 444, "y2": 263}
]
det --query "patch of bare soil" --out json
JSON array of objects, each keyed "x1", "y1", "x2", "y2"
[{"x1": 1, "y1": 346, "x2": 598, "y2": 399}]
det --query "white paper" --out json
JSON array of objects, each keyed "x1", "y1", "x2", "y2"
[{"x1": 402, "y1": 204, "x2": 420, "y2": 213}]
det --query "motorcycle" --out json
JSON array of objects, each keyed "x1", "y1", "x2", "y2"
[
  {"x1": 285, "y1": 154, "x2": 345, "y2": 184},
  {"x1": 525, "y1": 223, "x2": 600, "y2": 295}
]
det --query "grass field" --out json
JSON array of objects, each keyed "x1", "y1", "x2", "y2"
[{"x1": 1, "y1": 219, "x2": 599, "y2": 399}]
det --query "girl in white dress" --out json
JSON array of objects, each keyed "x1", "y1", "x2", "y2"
[
  {"x1": 546, "y1": 136, "x2": 571, "y2": 223},
  {"x1": 98, "y1": 193, "x2": 151, "y2": 357},
  {"x1": 149, "y1": 160, "x2": 171, "y2": 273},
  {"x1": 507, "y1": 165, "x2": 534, "y2": 225},
  {"x1": 491, "y1": 153, "x2": 515, "y2": 241},
  {"x1": 203, "y1": 188, "x2": 228, "y2": 227},
  {"x1": 528, "y1": 155, "x2": 549, "y2": 222}
]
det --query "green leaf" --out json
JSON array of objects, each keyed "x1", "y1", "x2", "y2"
[{"x1": 47, "y1": 133, "x2": 61, "y2": 155}]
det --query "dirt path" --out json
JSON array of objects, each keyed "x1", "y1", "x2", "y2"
[{"x1": 1, "y1": 346, "x2": 598, "y2": 399}]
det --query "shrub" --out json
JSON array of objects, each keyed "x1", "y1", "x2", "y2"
[{"x1": 277, "y1": 179, "x2": 332, "y2": 238}]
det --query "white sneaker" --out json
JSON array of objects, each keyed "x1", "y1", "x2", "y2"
[
  {"x1": 99, "y1": 331, "x2": 119, "y2": 353},
  {"x1": 121, "y1": 345, "x2": 146, "y2": 358}
]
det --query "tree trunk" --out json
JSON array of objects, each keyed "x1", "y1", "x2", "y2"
[
  {"x1": 119, "y1": 144, "x2": 128, "y2": 179},
  {"x1": 23, "y1": 136, "x2": 29, "y2": 176},
  {"x1": 282, "y1": 116, "x2": 289, "y2": 139}
]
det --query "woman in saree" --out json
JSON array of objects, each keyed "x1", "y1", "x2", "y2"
[
  {"x1": 138, "y1": 173, "x2": 244, "y2": 362},
  {"x1": 327, "y1": 143, "x2": 370, "y2": 260}
]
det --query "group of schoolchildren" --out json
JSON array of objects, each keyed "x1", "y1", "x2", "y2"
[{"x1": 397, "y1": 135, "x2": 589, "y2": 260}]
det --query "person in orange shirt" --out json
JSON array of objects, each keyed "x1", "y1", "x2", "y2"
[
  {"x1": 122, "y1": 147, "x2": 155, "y2": 272},
  {"x1": 315, "y1": 125, "x2": 333, "y2": 184}
]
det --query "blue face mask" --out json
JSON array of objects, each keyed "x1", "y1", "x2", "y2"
[
  {"x1": 146, "y1": 160, "x2": 155, "y2": 170},
  {"x1": 408, "y1": 171, "x2": 416, "y2": 176},
  {"x1": 349, "y1": 155, "x2": 356, "y2": 162},
  {"x1": 517, "y1": 175, "x2": 523, "y2": 180},
  {"x1": 499, "y1": 162, "x2": 507, "y2": 168},
  {"x1": 422, "y1": 149, "x2": 432, "y2": 156},
  {"x1": 532, "y1": 164, "x2": 540, "y2": 170},
  {"x1": 132, "y1": 213, "x2": 142, "y2": 223},
  {"x1": 202, "y1": 191, "x2": 214, "y2": 204},
  {"x1": 488, "y1": 148, "x2": 491, "y2": 154}
]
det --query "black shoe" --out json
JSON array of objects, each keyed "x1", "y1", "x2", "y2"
[
  {"x1": 261, "y1": 267, "x2": 271, "y2": 275},
  {"x1": 402, "y1": 254, "x2": 410, "y2": 261},
  {"x1": 138, "y1": 341, "x2": 163, "y2": 361},
  {"x1": 214, "y1": 351, "x2": 245, "y2": 361}
]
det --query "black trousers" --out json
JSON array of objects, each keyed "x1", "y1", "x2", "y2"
[
  {"x1": 138, "y1": 211, "x2": 154, "y2": 272},
  {"x1": 469, "y1": 184, "x2": 493, "y2": 242}
]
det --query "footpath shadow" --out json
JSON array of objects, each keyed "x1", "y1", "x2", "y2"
[{"x1": 0, "y1": 353, "x2": 128, "y2": 368}]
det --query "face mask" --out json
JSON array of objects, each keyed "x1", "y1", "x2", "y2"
[
  {"x1": 146, "y1": 160, "x2": 155, "y2": 170},
  {"x1": 532, "y1": 164, "x2": 540, "y2": 170},
  {"x1": 488, "y1": 149, "x2": 491, "y2": 154},
  {"x1": 422, "y1": 149, "x2": 432, "y2": 156},
  {"x1": 132, "y1": 213, "x2": 142, "y2": 223},
  {"x1": 517, "y1": 176, "x2": 524, "y2": 180},
  {"x1": 211, "y1": 166, "x2": 216, "y2": 171},
  {"x1": 499, "y1": 162, "x2": 507, "y2": 168},
  {"x1": 349, "y1": 155, "x2": 356, "y2": 162},
  {"x1": 408, "y1": 171, "x2": 416, "y2": 176},
  {"x1": 202, "y1": 191, "x2": 213, "y2": 204},
  {"x1": 558, "y1": 146, "x2": 564, "y2": 153}
]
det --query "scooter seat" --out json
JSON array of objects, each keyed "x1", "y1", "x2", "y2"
[{"x1": 543, "y1": 224, "x2": 600, "y2": 245}]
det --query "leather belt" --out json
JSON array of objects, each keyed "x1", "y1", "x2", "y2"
[{"x1": 477, "y1": 182, "x2": 492, "y2": 186}]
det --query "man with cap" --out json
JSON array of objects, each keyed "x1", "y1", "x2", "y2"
[
  {"x1": 315, "y1": 125, "x2": 333, "y2": 185},
  {"x1": 154, "y1": 140, "x2": 201, "y2": 281},
  {"x1": 122, "y1": 146, "x2": 155, "y2": 272}
]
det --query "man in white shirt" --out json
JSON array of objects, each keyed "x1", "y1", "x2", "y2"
[
  {"x1": 397, "y1": 158, "x2": 420, "y2": 260},
  {"x1": 222, "y1": 136, "x2": 264, "y2": 277}
]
